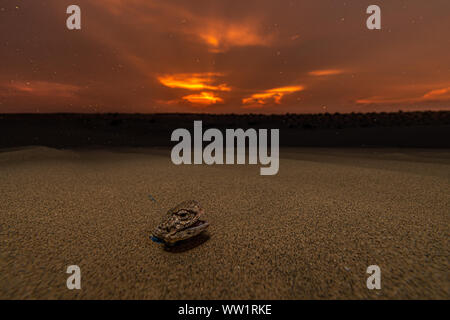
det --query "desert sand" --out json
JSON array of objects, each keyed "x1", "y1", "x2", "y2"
[{"x1": 0, "y1": 146, "x2": 448, "y2": 299}]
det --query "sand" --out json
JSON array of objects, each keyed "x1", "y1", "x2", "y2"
[{"x1": 0, "y1": 147, "x2": 448, "y2": 299}]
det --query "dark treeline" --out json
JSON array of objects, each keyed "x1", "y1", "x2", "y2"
[
  {"x1": 1, "y1": 111, "x2": 449, "y2": 148},
  {"x1": 3, "y1": 110, "x2": 449, "y2": 128}
]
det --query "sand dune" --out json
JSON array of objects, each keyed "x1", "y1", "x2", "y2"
[{"x1": 0, "y1": 147, "x2": 448, "y2": 299}]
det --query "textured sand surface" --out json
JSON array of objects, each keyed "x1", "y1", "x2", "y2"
[{"x1": 0, "y1": 147, "x2": 449, "y2": 299}]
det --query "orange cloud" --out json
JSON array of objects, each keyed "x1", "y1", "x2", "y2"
[
  {"x1": 357, "y1": 86, "x2": 450, "y2": 105},
  {"x1": 4, "y1": 81, "x2": 80, "y2": 98},
  {"x1": 195, "y1": 22, "x2": 275, "y2": 52},
  {"x1": 242, "y1": 85, "x2": 304, "y2": 107},
  {"x1": 423, "y1": 87, "x2": 450, "y2": 99},
  {"x1": 309, "y1": 69, "x2": 345, "y2": 76},
  {"x1": 97, "y1": 1, "x2": 274, "y2": 53},
  {"x1": 355, "y1": 97, "x2": 402, "y2": 104},
  {"x1": 158, "y1": 73, "x2": 230, "y2": 91},
  {"x1": 182, "y1": 92, "x2": 224, "y2": 106}
]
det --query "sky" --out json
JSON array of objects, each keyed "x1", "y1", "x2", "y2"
[{"x1": 0, "y1": 0, "x2": 449, "y2": 114}]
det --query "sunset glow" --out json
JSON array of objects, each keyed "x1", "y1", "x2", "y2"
[
  {"x1": 356, "y1": 86, "x2": 450, "y2": 105},
  {"x1": 196, "y1": 23, "x2": 274, "y2": 52},
  {"x1": 242, "y1": 86, "x2": 304, "y2": 106},
  {"x1": 0, "y1": 1, "x2": 448, "y2": 113},
  {"x1": 423, "y1": 87, "x2": 450, "y2": 99},
  {"x1": 158, "y1": 73, "x2": 231, "y2": 92},
  {"x1": 309, "y1": 69, "x2": 345, "y2": 76},
  {"x1": 182, "y1": 92, "x2": 224, "y2": 106}
]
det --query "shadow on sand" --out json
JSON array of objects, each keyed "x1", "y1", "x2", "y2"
[{"x1": 163, "y1": 232, "x2": 211, "y2": 253}]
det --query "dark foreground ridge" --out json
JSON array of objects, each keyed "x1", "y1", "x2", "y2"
[{"x1": 1, "y1": 111, "x2": 449, "y2": 148}]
